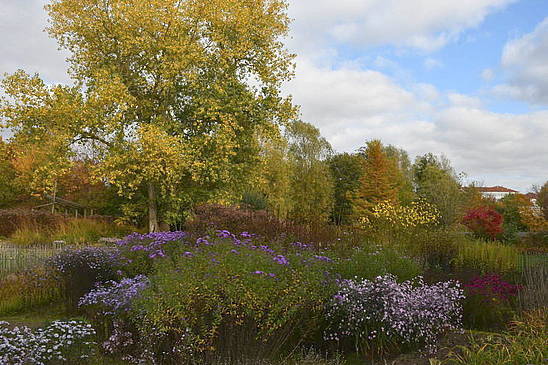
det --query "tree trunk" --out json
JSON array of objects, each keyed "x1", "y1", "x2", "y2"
[{"x1": 148, "y1": 182, "x2": 159, "y2": 233}]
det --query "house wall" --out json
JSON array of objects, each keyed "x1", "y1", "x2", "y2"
[{"x1": 480, "y1": 191, "x2": 516, "y2": 200}]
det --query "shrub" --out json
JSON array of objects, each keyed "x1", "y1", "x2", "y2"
[
  {"x1": 402, "y1": 229, "x2": 461, "y2": 271},
  {"x1": 334, "y1": 246, "x2": 422, "y2": 282},
  {"x1": 462, "y1": 274, "x2": 521, "y2": 329},
  {"x1": 46, "y1": 247, "x2": 121, "y2": 310},
  {"x1": 126, "y1": 232, "x2": 336, "y2": 363},
  {"x1": 462, "y1": 207, "x2": 503, "y2": 240},
  {"x1": 185, "y1": 204, "x2": 365, "y2": 250},
  {"x1": 324, "y1": 275, "x2": 464, "y2": 355},
  {"x1": 79, "y1": 275, "x2": 150, "y2": 361},
  {"x1": 115, "y1": 231, "x2": 188, "y2": 276},
  {"x1": 445, "y1": 308, "x2": 548, "y2": 364},
  {"x1": 0, "y1": 320, "x2": 97, "y2": 364},
  {"x1": 0, "y1": 209, "x2": 66, "y2": 238},
  {"x1": 360, "y1": 200, "x2": 440, "y2": 247}
]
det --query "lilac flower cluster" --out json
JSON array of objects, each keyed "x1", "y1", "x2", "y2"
[
  {"x1": 313, "y1": 255, "x2": 333, "y2": 263},
  {"x1": 273, "y1": 255, "x2": 289, "y2": 265},
  {"x1": 46, "y1": 247, "x2": 120, "y2": 277},
  {"x1": 117, "y1": 231, "x2": 187, "y2": 259},
  {"x1": 325, "y1": 275, "x2": 464, "y2": 352},
  {"x1": 0, "y1": 320, "x2": 96, "y2": 364},
  {"x1": 291, "y1": 242, "x2": 311, "y2": 250},
  {"x1": 79, "y1": 275, "x2": 150, "y2": 315},
  {"x1": 253, "y1": 271, "x2": 277, "y2": 278}
]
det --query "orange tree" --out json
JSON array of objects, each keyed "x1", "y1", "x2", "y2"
[{"x1": 350, "y1": 140, "x2": 400, "y2": 221}]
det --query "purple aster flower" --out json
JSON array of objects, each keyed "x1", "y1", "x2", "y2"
[
  {"x1": 273, "y1": 255, "x2": 289, "y2": 265},
  {"x1": 313, "y1": 255, "x2": 333, "y2": 263}
]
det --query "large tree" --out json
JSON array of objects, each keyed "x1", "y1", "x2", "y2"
[
  {"x1": 1, "y1": 0, "x2": 295, "y2": 231},
  {"x1": 351, "y1": 140, "x2": 399, "y2": 220},
  {"x1": 0, "y1": 138, "x2": 23, "y2": 207},
  {"x1": 253, "y1": 135, "x2": 293, "y2": 219},
  {"x1": 383, "y1": 145, "x2": 415, "y2": 204},
  {"x1": 537, "y1": 181, "x2": 548, "y2": 220},
  {"x1": 328, "y1": 153, "x2": 363, "y2": 224},
  {"x1": 412, "y1": 153, "x2": 464, "y2": 226},
  {"x1": 286, "y1": 121, "x2": 334, "y2": 223}
]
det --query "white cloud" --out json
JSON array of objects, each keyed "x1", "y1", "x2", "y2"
[
  {"x1": 288, "y1": 0, "x2": 515, "y2": 52},
  {"x1": 286, "y1": 59, "x2": 548, "y2": 192},
  {"x1": 496, "y1": 17, "x2": 548, "y2": 104},
  {"x1": 424, "y1": 58, "x2": 443, "y2": 70},
  {"x1": 447, "y1": 93, "x2": 483, "y2": 108},
  {"x1": 0, "y1": 0, "x2": 69, "y2": 84}
]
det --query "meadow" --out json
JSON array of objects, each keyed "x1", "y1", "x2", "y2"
[{"x1": 0, "y1": 205, "x2": 546, "y2": 364}]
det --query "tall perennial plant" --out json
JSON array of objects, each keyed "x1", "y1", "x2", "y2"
[{"x1": 325, "y1": 275, "x2": 464, "y2": 354}]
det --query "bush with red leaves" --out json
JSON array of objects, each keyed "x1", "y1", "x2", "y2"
[{"x1": 462, "y1": 206, "x2": 504, "y2": 240}]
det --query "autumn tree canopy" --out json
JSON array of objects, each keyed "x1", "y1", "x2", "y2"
[
  {"x1": 1, "y1": 0, "x2": 296, "y2": 231},
  {"x1": 350, "y1": 140, "x2": 400, "y2": 220}
]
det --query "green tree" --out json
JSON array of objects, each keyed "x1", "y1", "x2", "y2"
[
  {"x1": 351, "y1": 140, "x2": 399, "y2": 220},
  {"x1": 286, "y1": 121, "x2": 334, "y2": 223},
  {"x1": 413, "y1": 153, "x2": 463, "y2": 226},
  {"x1": 0, "y1": 138, "x2": 23, "y2": 207},
  {"x1": 248, "y1": 134, "x2": 293, "y2": 219},
  {"x1": 1, "y1": 0, "x2": 295, "y2": 231},
  {"x1": 537, "y1": 181, "x2": 548, "y2": 220},
  {"x1": 383, "y1": 145, "x2": 415, "y2": 204},
  {"x1": 328, "y1": 153, "x2": 363, "y2": 224}
]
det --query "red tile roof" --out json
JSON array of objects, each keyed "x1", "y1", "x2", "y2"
[{"x1": 476, "y1": 186, "x2": 519, "y2": 193}]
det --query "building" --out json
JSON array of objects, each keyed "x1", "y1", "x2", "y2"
[
  {"x1": 524, "y1": 192, "x2": 538, "y2": 206},
  {"x1": 476, "y1": 186, "x2": 519, "y2": 201}
]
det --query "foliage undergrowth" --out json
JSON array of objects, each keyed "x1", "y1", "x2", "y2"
[
  {"x1": 0, "y1": 267, "x2": 61, "y2": 316},
  {"x1": 445, "y1": 308, "x2": 548, "y2": 365},
  {"x1": 9, "y1": 218, "x2": 135, "y2": 246}
]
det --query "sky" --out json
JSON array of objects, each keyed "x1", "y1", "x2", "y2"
[{"x1": 1, "y1": 0, "x2": 547, "y2": 192}]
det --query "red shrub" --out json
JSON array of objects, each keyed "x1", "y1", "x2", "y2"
[{"x1": 462, "y1": 206, "x2": 504, "y2": 240}]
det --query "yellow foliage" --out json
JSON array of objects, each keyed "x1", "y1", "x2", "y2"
[
  {"x1": 519, "y1": 207, "x2": 548, "y2": 232},
  {"x1": 362, "y1": 199, "x2": 440, "y2": 229}
]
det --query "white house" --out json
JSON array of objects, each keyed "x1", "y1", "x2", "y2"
[{"x1": 476, "y1": 186, "x2": 519, "y2": 200}]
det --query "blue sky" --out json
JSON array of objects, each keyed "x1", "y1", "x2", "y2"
[
  {"x1": 284, "y1": 0, "x2": 548, "y2": 192},
  {"x1": 1, "y1": 0, "x2": 547, "y2": 192}
]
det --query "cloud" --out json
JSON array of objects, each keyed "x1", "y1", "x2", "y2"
[
  {"x1": 0, "y1": 0, "x2": 69, "y2": 83},
  {"x1": 481, "y1": 68, "x2": 495, "y2": 81},
  {"x1": 286, "y1": 59, "x2": 548, "y2": 192},
  {"x1": 424, "y1": 58, "x2": 443, "y2": 70},
  {"x1": 496, "y1": 17, "x2": 548, "y2": 105},
  {"x1": 288, "y1": 0, "x2": 515, "y2": 52}
]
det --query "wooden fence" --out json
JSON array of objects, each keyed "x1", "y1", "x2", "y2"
[{"x1": 0, "y1": 241, "x2": 64, "y2": 280}]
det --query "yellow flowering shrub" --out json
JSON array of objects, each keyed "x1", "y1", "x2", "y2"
[{"x1": 361, "y1": 200, "x2": 440, "y2": 229}]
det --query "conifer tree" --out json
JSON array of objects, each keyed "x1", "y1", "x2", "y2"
[{"x1": 350, "y1": 140, "x2": 399, "y2": 220}]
